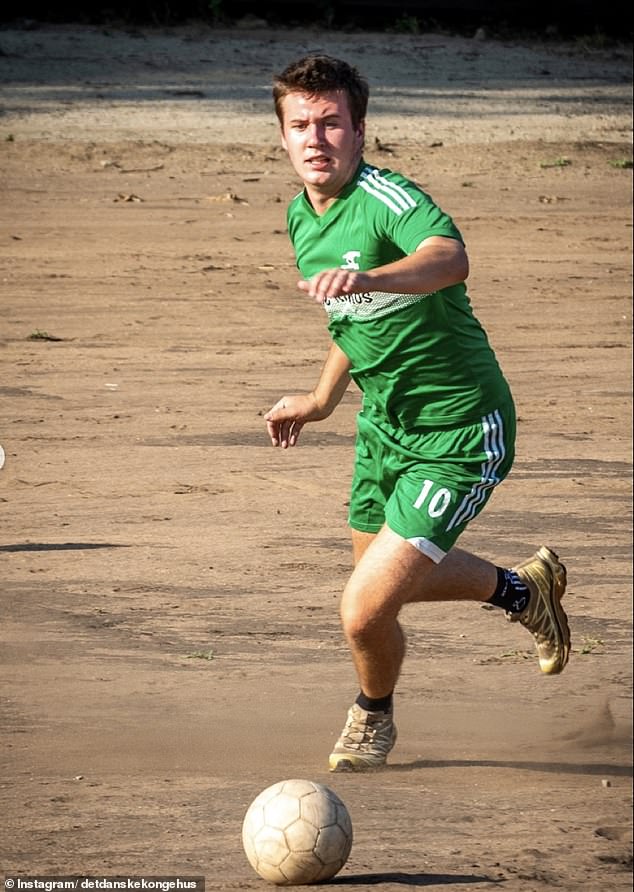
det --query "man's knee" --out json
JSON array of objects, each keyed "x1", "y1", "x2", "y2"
[{"x1": 340, "y1": 578, "x2": 396, "y2": 644}]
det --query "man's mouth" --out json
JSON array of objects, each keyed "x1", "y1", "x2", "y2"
[{"x1": 306, "y1": 155, "x2": 331, "y2": 170}]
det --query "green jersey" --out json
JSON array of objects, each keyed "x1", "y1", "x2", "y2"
[{"x1": 287, "y1": 160, "x2": 512, "y2": 430}]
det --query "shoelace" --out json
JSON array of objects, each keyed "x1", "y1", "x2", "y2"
[{"x1": 342, "y1": 712, "x2": 390, "y2": 747}]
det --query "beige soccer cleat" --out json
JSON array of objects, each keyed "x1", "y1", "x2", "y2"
[
  {"x1": 508, "y1": 546, "x2": 570, "y2": 674},
  {"x1": 329, "y1": 703, "x2": 397, "y2": 772}
]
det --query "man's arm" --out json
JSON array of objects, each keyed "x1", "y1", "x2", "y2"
[
  {"x1": 298, "y1": 236, "x2": 468, "y2": 303},
  {"x1": 265, "y1": 341, "x2": 352, "y2": 448}
]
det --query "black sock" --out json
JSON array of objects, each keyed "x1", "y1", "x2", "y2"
[
  {"x1": 356, "y1": 691, "x2": 393, "y2": 713},
  {"x1": 487, "y1": 567, "x2": 531, "y2": 614}
]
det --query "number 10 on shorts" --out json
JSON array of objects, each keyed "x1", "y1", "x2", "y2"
[{"x1": 413, "y1": 479, "x2": 452, "y2": 517}]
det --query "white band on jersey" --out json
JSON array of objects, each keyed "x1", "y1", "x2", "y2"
[{"x1": 323, "y1": 289, "x2": 432, "y2": 322}]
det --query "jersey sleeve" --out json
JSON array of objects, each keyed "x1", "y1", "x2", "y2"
[{"x1": 367, "y1": 168, "x2": 463, "y2": 255}]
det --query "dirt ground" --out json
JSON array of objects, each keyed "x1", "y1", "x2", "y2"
[{"x1": 1, "y1": 23, "x2": 633, "y2": 891}]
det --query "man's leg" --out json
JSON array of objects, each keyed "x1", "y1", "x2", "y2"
[
  {"x1": 351, "y1": 528, "x2": 375, "y2": 564},
  {"x1": 330, "y1": 527, "x2": 490, "y2": 771},
  {"x1": 330, "y1": 527, "x2": 569, "y2": 771},
  {"x1": 343, "y1": 527, "x2": 495, "y2": 699}
]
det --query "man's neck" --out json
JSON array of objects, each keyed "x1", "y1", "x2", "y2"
[
  {"x1": 304, "y1": 157, "x2": 364, "y2": 216},
  {"x1": 304, "y1": 187, "x2": 338, "y2": 216}
]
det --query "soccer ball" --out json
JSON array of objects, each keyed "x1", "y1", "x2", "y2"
[{"x1": 242, "y1": 778, "x2": 353, "y2": 885}]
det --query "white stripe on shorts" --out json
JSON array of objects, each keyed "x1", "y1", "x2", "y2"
[
  {"x1": 445, "y1": 409, "x2": 506, "y2": 532},
  {"x1": 406, "y1": 536, "x2": 447, "y2": 564}
]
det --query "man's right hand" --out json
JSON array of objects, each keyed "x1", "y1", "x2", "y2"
[{"x1": 264, "y1": 393, "x2": 326, "y2": 448}]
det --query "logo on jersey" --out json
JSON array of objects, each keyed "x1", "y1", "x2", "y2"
[{"x1": 341, "y1": 250, "x2": 361, "y2": 270}]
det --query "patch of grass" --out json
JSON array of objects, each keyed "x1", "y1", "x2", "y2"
[
  {"x1": 574, "y1": 31, "x2": 612, "y2": 50},
  {"x1": 391, "y1": 14, "x2": 420, "y2": 34},
  {"x1": 539, "y1": 157, "x2": 572, "y2": 169},
  {"x1": 578, "y1": 636, "x2": 604, "y2": 655},
  {"x1": 185, "y1": 649, "x2": 215, "y2": 661},
  {"x1": 208, "y1": 0, "x2": 223, "y2": 22},
  {"x1": 27, "y1": 330, "x2": 64, "y2": 342},
  {"x1": 609, "y1": 158, "x2": 633, "y2": 169}
]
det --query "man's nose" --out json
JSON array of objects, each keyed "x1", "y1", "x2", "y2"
[{"x1": 306, "y1": 122, "x2": 326, "y2": 144}]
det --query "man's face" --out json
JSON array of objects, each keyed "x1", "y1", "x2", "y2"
[{"x1": 280, "y1": 90, "x2": 365, "y2": 207}]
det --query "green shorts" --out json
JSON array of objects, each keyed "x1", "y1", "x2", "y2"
[{"x1": 348, "y1": 401, "x2": 516, "y2": 562}]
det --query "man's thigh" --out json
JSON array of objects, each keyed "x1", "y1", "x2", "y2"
[
  {"x1": 351, "y1": 529, "x2": 376, "y2": 565},
  {"x1": 343, "y1": 526, "x2": 437, "y2": 620}
]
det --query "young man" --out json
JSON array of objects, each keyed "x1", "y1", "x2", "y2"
[{"x1": 265, "y1": 55, "x2": 571, "y2": 772}]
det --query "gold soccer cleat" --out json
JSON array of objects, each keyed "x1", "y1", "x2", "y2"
[{"x1": 508, "y1": 546, "x2": 570, "y2": 674}]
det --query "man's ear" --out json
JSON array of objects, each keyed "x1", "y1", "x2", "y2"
[
  {"x1": 280, "y1": 129, "x2": 288, "y2": 153},
  {"x1": 356, "y1": 119, "x2": 366, "y2": 148}
]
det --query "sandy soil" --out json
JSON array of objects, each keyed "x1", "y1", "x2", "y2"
[{"x1": 1, "y1": 23, "x2": 633, "y2": 891}]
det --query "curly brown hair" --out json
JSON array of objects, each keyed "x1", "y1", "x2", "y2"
[{"x1": 273, "y1": 55, "x2": 369, "y2": 129}]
